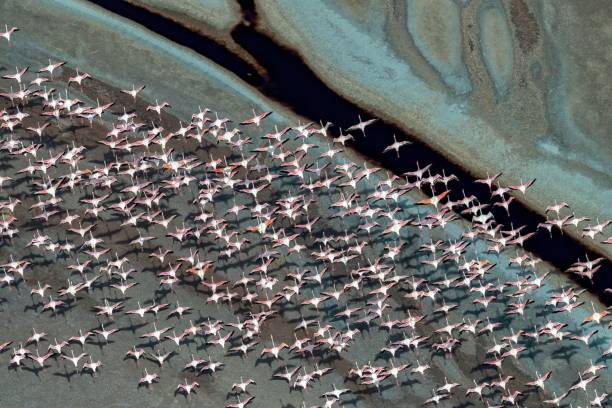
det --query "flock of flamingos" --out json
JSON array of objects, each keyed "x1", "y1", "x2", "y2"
[{"x1": 0, "y1": 23, "x2": 610, "y2": 407}]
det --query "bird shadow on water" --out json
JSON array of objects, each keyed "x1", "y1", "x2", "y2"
[
  {"x1": 22, "y1": 301, "x2": 41, "y2": 313},
  {"x1": 550, "y1": 343, "x2": 579, "y2": 364},
  {"x1": 53, "y1": 366, "x2": 78, "y2": 382},
  {"x1": 21, "y1": 365, "x2": 47, "y2": 377},
  {"x1": 520, "y1": 347, "x2": 544, "y2": 360},
  {"x1": 451, "y1": 402, "x2": 475, "y2": 408}
]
